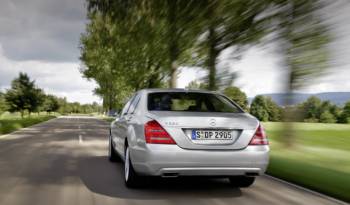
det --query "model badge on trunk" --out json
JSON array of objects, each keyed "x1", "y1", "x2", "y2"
[
  {"x1": 165, "y1": 121, "x2": 179, "y2": 126},
  {"x1": 209, "y1": 119, "x2": 216, "y2": 127}
]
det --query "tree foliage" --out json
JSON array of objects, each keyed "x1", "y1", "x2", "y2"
[
  {"x1": 223, "y1": 86, "x2": 248, "y2": 111},
  {"x1": 80, "y1": 0, "x2": 281, "y2": 109},
  {"x1": 0, "y1": 92, "x2": 8, "y2": 115},
  {"x1": 277, "y1": 0, "x2": 330, "y2": 92},
  {"x1": 248, "y1": 95, "x2": 348, "y2": 124},
  {"x1": 319, "y1": 111, "x2": 336, "y2": 123},
  {"x1": 250, "y1": 95, "x2": 282, "y2": 121},
  {"x1": 274, "y1": 0, "x2": 331, "y2": 124},
  {"x1": 4, "y1": 73, "x2": 44, "y2": 117},
  {"x1": 185, "y1": 80, "x2": 207, "y2": 90},
  {"x1": 265, "y1": 97, "x2": 283, "y2": 122},
  {"x1": 290, "y1": 96, "x2": 343, "y2": 123},
  {"x1": 42, "y1": 95, "x2": 60, "y2": 114},
  {"x1": 1, "y1": 73, "x2": 103, "y2": 116},
  {"x1": 299, "y1": 96, "x2": 322, "y2": 121},
  {"x1": 194, "y1": 0, "x2": 276, "y2": 90},
  {"x1": 272, "y1": 0, "x2": 331, "y2": 146},
  {"x1": 81, "y1": 0, "x2": 179, "y2": 110},
  {"x1": 250, "y1": 95, "x2": 269, "y2": 121},
  {"x1": 80, "y1": 0, "x2": 332, "y2": 116},
  {"x1": 338, "y1": 101, "x2": 350, "y2": 123}
]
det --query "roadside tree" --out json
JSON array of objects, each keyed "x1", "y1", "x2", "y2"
[
  {"x1": 223, "y1": 86, "x2": 248, "y2": 111},
  {"x1": 250, "y1": 95, "x2": 269, "y2": 121},
  {"x1": 5, "y1": 73, "x2": 44, "y2": 118},
  {"x1": 339, "y1": 101, "x2": 350, "y2": 123},
  {"x1": 0, "y1": 92, "x2": 8, "y2": 115},
  {"x1": 43, "y1": 95, "x2": 60, "y2": 114}
]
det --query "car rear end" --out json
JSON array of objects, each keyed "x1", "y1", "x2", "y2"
[{"x1": 130, "y1": 90, "x2": 269, "y2": 181}]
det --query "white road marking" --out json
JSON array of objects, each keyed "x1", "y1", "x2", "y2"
[
  {"x1": 79, "y1": 134, "x2": 83, "y2": 144},
  {"x1": 78, "y1": 124, "x2": 83, "y2": 143}
]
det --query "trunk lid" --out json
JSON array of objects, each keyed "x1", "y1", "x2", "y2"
[{"x1": 147, "y1": 111, "x2": 259, "y2": 150}]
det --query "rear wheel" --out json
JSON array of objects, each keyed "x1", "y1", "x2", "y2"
[
  {"x1": 229, "y1": 176, "x2": 255, "y2": 188},
  {"x1": 108, "y1": 133, "x2": 120, "y2": 162},
  {"x1": 124, "y1": 146, "x2": 142, "y2": 188}
]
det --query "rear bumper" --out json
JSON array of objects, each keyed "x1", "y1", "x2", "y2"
[{"x1": 131, "y1": 144, "x2": 269, "y2": 176}]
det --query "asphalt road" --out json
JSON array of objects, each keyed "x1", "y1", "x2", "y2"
[{"x1": 0, "y1": 116, "x2": 344, "y2": 205}]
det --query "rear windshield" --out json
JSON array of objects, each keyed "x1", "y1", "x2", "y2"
[{"x1": 147, "y1": 92, "x2": 243, "y2": 113}]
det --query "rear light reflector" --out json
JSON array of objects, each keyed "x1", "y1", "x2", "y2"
[
  {"x1": 249, "y1": 124, "x2": 268, "y2": 145},
  {"x1": 144, "y1": 120, "x2": 176, "y2": 144}
]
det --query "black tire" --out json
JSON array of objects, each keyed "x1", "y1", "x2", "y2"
[
  {"x1": 229, "y1": 176, "x2": 255, "y2": 188},
  {"x1": 108, "y1": 133, "x2": 120, "y2": 162},
  {"x1": 124, "y1": 146, "x2": 142, "y2": 188}
]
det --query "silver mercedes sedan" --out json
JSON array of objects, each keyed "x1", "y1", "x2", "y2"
[{"x1": 109, "y1": 89, "x2": 269, "y2": 188}]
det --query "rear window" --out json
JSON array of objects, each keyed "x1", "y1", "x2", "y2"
[{"x1": 147, "y1": 92, "x2": 243, "y2": 113}]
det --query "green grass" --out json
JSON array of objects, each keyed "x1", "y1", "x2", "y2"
[
  {"x1": 98, "y1": 116, "x2": 115, "y2": 123},
  {"x1": 0, "y1": 113, "x2": 56, "y2": 135},
  {"x1": 264, "y1": 122, "x2": 350, "y2": 202}
]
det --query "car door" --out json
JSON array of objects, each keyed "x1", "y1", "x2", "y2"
[
  {"x1": 112, "y1": 95, "x2": 135, "y2": 156},
  {"x1": 124, "y1": 92, "x2": 142, "y2": 137},
  {"x1": 118, "y1": 93, "x2": 142, "y2": 151}
]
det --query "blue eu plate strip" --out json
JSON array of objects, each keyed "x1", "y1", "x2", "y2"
[{"x1": 191, "y1": 130, "x2": 197, "y2": 140}]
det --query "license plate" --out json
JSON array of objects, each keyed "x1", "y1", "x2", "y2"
[{"x1": 191, "y1": 130, "x2": 234, "y2": 140}]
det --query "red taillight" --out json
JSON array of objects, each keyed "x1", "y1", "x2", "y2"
[
  {"x1": 144, "y1": 120, "x2": 176, "y2": 144},
  {"x1": 249, "y1": 124, "x2": 268, "y2": 145}
]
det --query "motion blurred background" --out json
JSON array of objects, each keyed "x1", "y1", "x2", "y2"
[{"x1": 0, "y1": 0, "x2": 349, "y2": 202}]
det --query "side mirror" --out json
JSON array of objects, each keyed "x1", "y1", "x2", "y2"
[
  {"x1": 112, "y1": 113, "x2": 120, "y2": 120},
  {"x1": 107, "y1": 110, "x2": 119, "y2": 119}
]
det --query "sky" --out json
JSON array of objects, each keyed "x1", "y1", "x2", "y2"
[{"x1": 0, "y1": 0, "x2": 349, "y2": 104}]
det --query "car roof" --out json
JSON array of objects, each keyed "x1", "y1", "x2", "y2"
[{"x1": 139, "y1": 88, "x2": 220, "y2": 95}]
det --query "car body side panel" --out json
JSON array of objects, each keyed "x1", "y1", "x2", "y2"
[{"x1": 111, "y1": 91, "x2": 148, "y2": 160}]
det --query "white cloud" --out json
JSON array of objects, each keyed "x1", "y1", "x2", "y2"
[
  {"x1": 0, "y1": 45, "x2": 100, "y2": 104},
  {"x1": 177, "y1": 67, "x2": 207, "y2": 88},
  {"x1": 0, "y1": 0, "x2": 86, "y2": 62},
  {"x1": 301, "y1": 68, "x2": 350, "y2": 93},
  {"x1": 230, "y1": 46, "x2": 287, "y2": 97}
]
